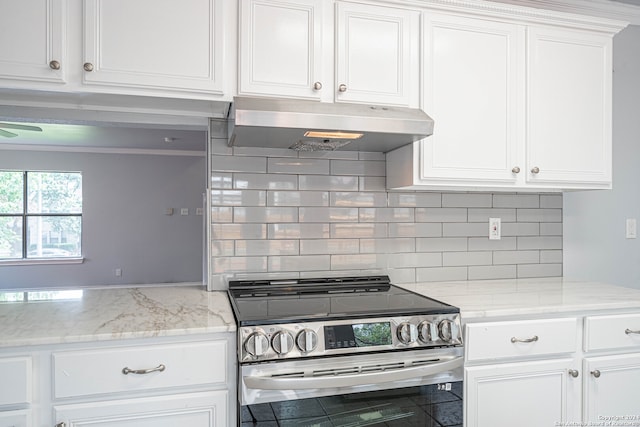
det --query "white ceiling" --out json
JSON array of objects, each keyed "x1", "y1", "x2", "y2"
[{"x1": 0, "y1": 120, "x2": 207, "y2": 153}]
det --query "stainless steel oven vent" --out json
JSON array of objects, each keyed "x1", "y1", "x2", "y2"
[{"x1": 289, "y1": 139, "x2": 353, "y2": 151}]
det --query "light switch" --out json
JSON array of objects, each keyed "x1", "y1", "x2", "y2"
[
  {"x1": 489, "y1": 218, "x2": 501, "y2": 240},
  {"x1": 626, "y1": 218, "x2": 637, "y2": 239}
]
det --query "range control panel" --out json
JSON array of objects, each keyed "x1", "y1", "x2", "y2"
[{"x1": 237, "y1": 314, "x2": 462, "y2": 363}]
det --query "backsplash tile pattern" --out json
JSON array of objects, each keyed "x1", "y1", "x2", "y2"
[{"x1": 209, "y1": 140, "x2": 562, "y2": 285}]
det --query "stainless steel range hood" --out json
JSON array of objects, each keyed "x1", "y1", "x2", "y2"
[{"x1": 227, "y1": 96, "x2": 434, "y2": 153}]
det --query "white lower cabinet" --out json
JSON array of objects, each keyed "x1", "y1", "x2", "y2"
[
  {"x1": 466, "y1": 358, "x2": 580, "y2": 427},
  {"x1": 583, "y1": 353, "x2": 640, "y2": 422},
  {"x1": 54, "y1": 391, "x2": 226, "y2": 427},
  {"x1": 0, "y1": 410, "x2": 31, "y2": 427}
]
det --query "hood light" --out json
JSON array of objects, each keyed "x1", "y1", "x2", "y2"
[{"x1": 303, "y1": 131, "x2": 364, "y2": 140}]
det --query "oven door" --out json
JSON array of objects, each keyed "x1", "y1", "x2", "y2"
[{"x1": 239, "y1": 347, "x2": 463, "y2": 427}]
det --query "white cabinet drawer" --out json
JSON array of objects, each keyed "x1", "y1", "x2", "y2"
[
  {"x1": 0, "y1": 409, "x2": 30, "y2": 427},
  {"x1": 0, "y1": 357, "x2": 32, "y2": 406},
  {"x1": 466, "y1": 318, "x2": 578, "y2": 362},
  {"x1": 53, "y1": 340, "x2": 227, "y2": 399},
  {"x1": 585, "y1": 313, "x2": 640, "y2": 352}
]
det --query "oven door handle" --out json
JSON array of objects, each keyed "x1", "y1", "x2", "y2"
[{"x1": 243, "y1": 356, "x2": 463, "y2": 390}]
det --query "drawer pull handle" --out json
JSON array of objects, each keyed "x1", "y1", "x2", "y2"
[
  {"x1": 122, "y1": 364, "x2": 165, "y2": 375},
  {"x1": 591, "y1": 370, "x2": 601, "y2": 378},
  {"x1": 625, "y1": 328, "x2": 640, "y2": 335},
  {"x1": 510, "y1": 335, "x2": 539, "y2": 343}
]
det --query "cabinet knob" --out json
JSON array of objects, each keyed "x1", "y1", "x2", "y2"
[
  {"x1": 55, "y1": 423, "x2": 66, "y2": 427},
  {"x1": 313, "y1": 81, "x2": 323, "y2": 91},
  {"x1": 512, "y1": 166, "x2": 521, "y2": 174},
  {"x1": 83, "y1": 62, "x2": 95, "y2": 72},
  {"x1": 591, "y1": 370, "x2": 601, "y2": 378},
  {"x1": 338, "y1": 83, "x2": 347, "y2": 93},
  {"x1": 568, "y1": 369, "x2": 579, "y2": 378},
  {"x1": 531, "y1": 166, "x2": 540, "y2": 174},
  {"x1": 49, "y1": 60, "x2": 61, "y2": 70}
]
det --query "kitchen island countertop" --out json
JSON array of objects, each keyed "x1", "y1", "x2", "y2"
[
  {"x1": 0, "y1": 284, "x2": 235, "y2": 348},
  {"x1": 400, "y1": 277, "x2": 640, "y2": 320}
]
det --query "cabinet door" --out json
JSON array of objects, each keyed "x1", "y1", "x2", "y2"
[
  {"x1": 420, "y1": 13, "x2": 524, "y2": 186},
  {"x1": 0, "y1": 0, "x2": 66, "y2": 85},
  {"x1": 0, "y1": 410, "x2": 31, "y2": 427},
  {"x1": 584, "y1": 353, "x2": 640, "y2": 422},
  {"x1": 527, "y1": 26, "x2": 612, "y2": 187},
  {"x1": 336, "y1": 2, "x2": 419, "y2": 107},
  {"x1": 54, "y1": 391, "x2": 227, "y2": 427},
  {"x1": 466, "y1": 358, "x2": 580, "y2": 427},
  {"x1": 83, "y1": 0, "x2": 224, "y2": 95},
  {"x1": 238, "y1": 0, "x2": 324, "y2": 100}
]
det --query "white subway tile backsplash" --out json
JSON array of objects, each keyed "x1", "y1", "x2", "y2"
[
  {"x1": 389, "y1": 223, "x2": 441, "y2": 238},
  {"x1": 268, "y1": 157, "x2": 330, "y2": 175},
  {"x1": 267, "y1": 191, "x2": 328, "y2": 207},
  {"x1": 443, "y1": 251, "x2": 492, "y2": 267},
  {"x1": 388, "y1": 193, "x2": 441, "y2": 208},
  {"x1": 415, "y1": 208, "x2": 467, "y2": 222},
  {"x1": 359, "y1": 176, "x2": 386, "y2": 191},
  {"x1": 468, "y1": 208, "x2": 516, "y2": 223},
  {"x1": 299, "y1": 207, "x2": 359, "y2": 222},
  {"x1": 234, "y1": 173, "x2": 297, "y2": 190},
  {"x1": 269, "y1": 255, "x2": 331, "y2": 272},
  {"x1": 330, "y1": 192, "x2": 387, "y2": 207},
  {"x1": 212, "y1": 223, "x2": 266, "y2": 240},
  {"x1": 210, "y1": 143, "x2": 563, "y2": 281},
  {"x1": 268, "y1": 223, "x2": 330, "y2": 239},
  {"x1": 442, "y1": 193, "x2": 492, "y2": 208},
  {"x1": 469, "y1": 265, "x2": 517, "y2": 280},
  {"x1": 299, "y1": 175, "x2": 358, "y2": 191},
  {"x1": 360, "y1": 238, "x2": 415, "y2": 254},
  {"x1": 416, "y1": 237, "x2": 467, "y2": 252},
  {"x1": 468, "y1": 237, "x2": 517, "y2": 251},
  {"x1": 212, "y1": 155, "x2": 266, "y2": 173},
  {"x1": 359, "y1": 208, "x2": 414, "y2": 222},
  {"x1": 234, "y1": 207, "x2": 298, "y2": 223},
  {"x1": 331, "y1": 160, "x2": 385, "y2": 177},
  {"x1": 211, "y1": 190, "x2": 266, "y2": 206},
  {"x1": 416, "y1": 267, "x2": 467, "y2": 282},
  {"x1": 300, "y1": 239, "x2": 360, "y2": 255},
  {"x1": 517, "y1": 208, "x2": 562, "y2": 222},
  {"x1": 493, "y1": 194, "x2": 539, "y2": 208},
  {"x1": 235, "y1": 240, "x2": 299, "y2": 256},
  {"x1": 331, "y1": 223, "x2": 388, "y2": 238}
]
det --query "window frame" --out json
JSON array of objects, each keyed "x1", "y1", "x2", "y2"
[{"x1": 0, "y1": 170, "x2": 84, "y2": 264}]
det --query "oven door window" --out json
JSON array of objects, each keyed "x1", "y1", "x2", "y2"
[{"x1": 241, "y1": 382, "x2": 462, "y2": 427}]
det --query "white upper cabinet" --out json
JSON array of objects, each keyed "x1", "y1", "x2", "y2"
[
  {"x1": 238, "y1": 0, "x2": 420, "y2": 107},
  {"x1": 526, "y1": 26, "x2": 612, "y2": 187},
  {"x1": 420, "y1": 12, "x2": 524, "y2": 185},
  {"x1": 335, "y1": 2, "x2": 419, "y2": 106},
  {"x1": 83, "y1": 0, "x2": 225, "y2": 95},
  {"x1": 0, "y1": 0, "x2": 66, "y2": 84},
  {"x1": 387, "y1": 8, "x2": 622, "y2": 191},
  {"x1": 238, "y1": 0, "x2": 324, "y2": 100},
  {"x1": 0, "y1": 0, "x2": 231, "y2": 100}
]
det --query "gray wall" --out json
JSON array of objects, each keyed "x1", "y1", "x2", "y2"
[
  {"x1": 209, "y1": 140, "x2": 563, "y2": 286},
  {"x1": 564, "y1": 25, "x2": 640, "y2": 288},
  {"x1": 0, "y1": 149, "x2": 205, "y2": 289}
]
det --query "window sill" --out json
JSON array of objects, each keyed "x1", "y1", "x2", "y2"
[{"x1": 0, "y1": 257, "x2": 84, "y2": 266}]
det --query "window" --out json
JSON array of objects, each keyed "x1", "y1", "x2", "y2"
[{"x1": 0, "y1": 171, "x2": 82, "y2": 260}]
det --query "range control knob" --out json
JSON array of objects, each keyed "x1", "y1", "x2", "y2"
[
  {"x1": 438, "y1": 319, "x2": 454, "y2": 342},
  {"x1": 244, "y1": 332, "x2": 270, "y2": 357},
  {"x1": 296, "y1": 329, "x2": 318, "y2": 353},
  {"x1": 397, "y1": 322, "x2": 418, "y2": 344},
  {"x1": 272, "y1": 331, "x2": 294, "y2": 355},
  {"x1": 418, "y1": 321, "x2": 434, "y2": 343}
]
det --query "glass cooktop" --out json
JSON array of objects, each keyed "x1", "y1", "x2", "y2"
[{"x1": 227, "y1": 276, "x2": 458, "y2": 326}]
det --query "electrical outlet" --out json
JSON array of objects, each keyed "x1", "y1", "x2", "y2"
[
  {"x1": 489, "y1": 218, "x2": 501, "y2": 240},
  {"x1": 181, "y1": 208, "x2": 189, "y2": 216},
  {"x1": 626, "y1": 218, "x2": 637, "y2": 239},
  {"x1": 115, "y1": 268, "x2": 122, "y2": 277}
]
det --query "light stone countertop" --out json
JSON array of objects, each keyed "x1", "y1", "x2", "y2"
[
  {"x1": 399, "y1": 277, "x2": 640, "y2": 320},
  {"x1": 0, "y1": 284, "x2": 235, "y2": 348}
]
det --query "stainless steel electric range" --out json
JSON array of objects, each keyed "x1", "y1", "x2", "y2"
[{"x1": 227, "y1": 275, "x2": 464, "y2": 427}]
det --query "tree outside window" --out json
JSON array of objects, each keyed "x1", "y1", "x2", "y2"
[{"x1": 0, "y1": 171, "x2": 82, "y2": 260}]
